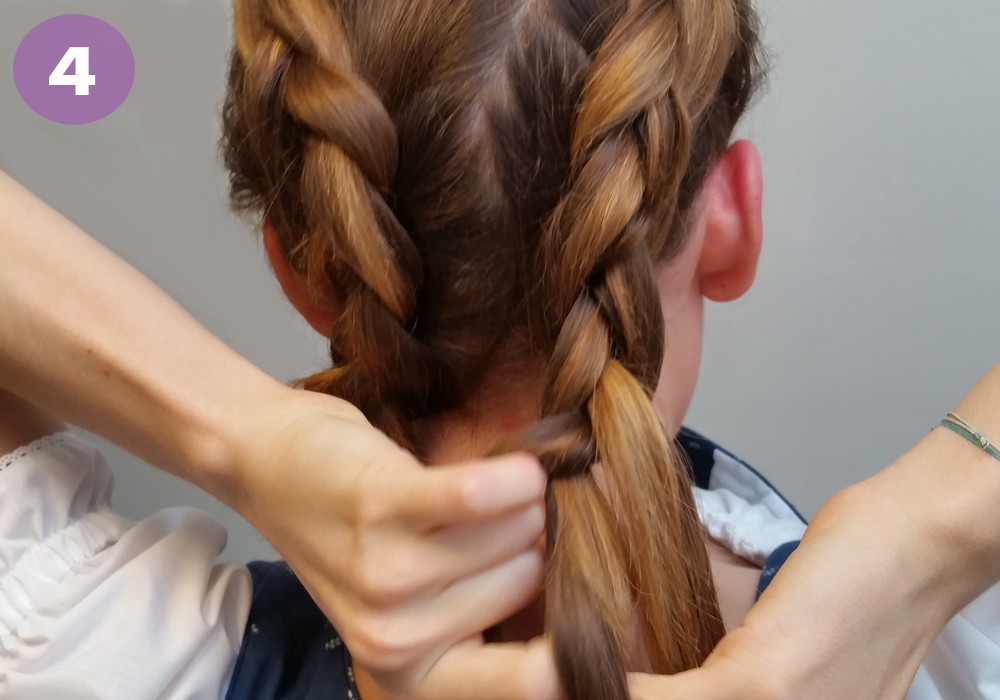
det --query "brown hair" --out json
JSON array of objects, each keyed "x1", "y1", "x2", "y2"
[{"x1": 223, "y1": 0, "x2": 764, "y2": 696}]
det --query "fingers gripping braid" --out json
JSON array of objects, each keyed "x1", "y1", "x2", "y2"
[
  {"x1": 225, "y1": 0, "x2": 762, "y2": 696},
  {"x1": 231, "y1": 0, "x2": 454, "y2": 447}
]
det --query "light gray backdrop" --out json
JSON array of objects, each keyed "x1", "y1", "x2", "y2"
[{"x1": 2, "y1": 0, "x2": 999, "y2": 563}]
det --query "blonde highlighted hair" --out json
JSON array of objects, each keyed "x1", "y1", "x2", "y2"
[{"x1": 223, "y1": 0, "x2": 764, "y2": 696}]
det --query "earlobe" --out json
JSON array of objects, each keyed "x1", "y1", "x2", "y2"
[
  {"x1": 696, "y1": 140, "x2": 764, "y2": 303},
  {"x1": 263, "y1": 220, "x2": 338, "y2": 337}
]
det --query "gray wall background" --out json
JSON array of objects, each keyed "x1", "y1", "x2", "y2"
[{"x1": 2, "y1": 0, "x2": 998, "y2": 563}]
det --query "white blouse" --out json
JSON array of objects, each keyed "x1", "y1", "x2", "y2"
[{"x1": 0, "y1": 433, "x2": 252, "y2": 699}]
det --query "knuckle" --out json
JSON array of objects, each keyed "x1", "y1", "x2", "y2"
[
  {"x1": 343, "y1": 618, "x2": 404, "y2": 670},
  {"x1": 342, "y1": 612, "x2": 426, "y2": 673},
  {"x1": 449, "y1": 474, "x2": 480, "y2": 514},
  {"x1": 350, "y1": 564, "x2": 391, "y2": 606},
  {"x1": 351, "y1": 488, "x2": 392, "y2": 529},
  {"x1": 523, "y1": 503, "x2": 547, "y2": 536},
  {"x1": 351, "y1": 548, "x2": 423, "y2": 606}
]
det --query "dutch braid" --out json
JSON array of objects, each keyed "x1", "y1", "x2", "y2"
[
  {"x1": 223, "y1": 0, "x2": 765, "y2": 697},
  {"x1": 230, "y1": 0, "x2": 455, "y2": 450},
  {"x1": 523, "y1": 1, "x2": 740, "y2": 693}
]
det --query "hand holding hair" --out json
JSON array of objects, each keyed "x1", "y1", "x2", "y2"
[
  {"x1": 8, "y1": 0, "x2": 1000, "y2": 688},
  {"x1": 629, "y1": 483, "x2": 947, "y2": 700},
  {"x1": 0, "y1": 169, "x2": 550, "y2": 694},
  {"x1": 227, "y1": 387, "x2": 552, "y2": 683},
  {"x1": 628, "y1": 363, "x2": 1000, "y2": 700},
  {"x1": 371, "y1": 368, "x2": 1000, "y2": 700}
]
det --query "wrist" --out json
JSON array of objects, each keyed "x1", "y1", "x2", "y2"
[
  {"x1": 875, "y1": 427, "x2": 1000, "y2": 619},
  {"x1": 173, "y1": 364, "x2": 292, "y2": 504},
  {"x1": 193, "y1": 375, "x2": 374, "y2": 514}
]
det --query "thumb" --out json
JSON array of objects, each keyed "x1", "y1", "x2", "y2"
[{"x1": 397, "y1": 453, "x2": 547, "y2": 528}]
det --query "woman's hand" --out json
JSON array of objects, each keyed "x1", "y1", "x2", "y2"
[
  {"x1": 361, "y1": 455, "x2": 948, "y2": 700},
  {"x1": 0, "y1": 171, "x2": 556, "y2": 696},
  {"x1": 630, "y1": 424, "x2": 1000, "y2": 700},
  {"x1": 630, "y1": 488, "x2": 934, "y2": 698},
  {"x1": 220, "y1": 386, "x2": 551, "y2": 687}
]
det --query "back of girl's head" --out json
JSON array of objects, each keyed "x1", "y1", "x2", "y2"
[{"x1": 223, "y1": 0, "x2": 764, "y2": 696}]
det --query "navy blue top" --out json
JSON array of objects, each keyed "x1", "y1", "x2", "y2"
[
  {"x1": 225, "y1": 561, "x2": 359, "y2": 700},
  {"x1": 226, "y1": 429, "x2": 803, "y2": 700}
]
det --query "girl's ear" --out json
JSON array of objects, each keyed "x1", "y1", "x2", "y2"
[
  {"x1": 263, "y1": 220, "x2": 338, "y2": 336},
  {"x1": 695, "y1": 140, "x2": 764, "y2": 303}
]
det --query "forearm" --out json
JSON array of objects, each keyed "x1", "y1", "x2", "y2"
[
  {"x1": 869, "y1": 363, "x2": 1000, "y2": 620},
  {"x1": 936, "y1": 364, "x2": 1000, "y2": 583},
  {"x1": 0, "y1": 170, "x2": 287, "y2": 492}
]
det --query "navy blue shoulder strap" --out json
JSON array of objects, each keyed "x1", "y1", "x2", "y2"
[{"x1": 756, "y1": 540, "x2": 800, "y2": 598}]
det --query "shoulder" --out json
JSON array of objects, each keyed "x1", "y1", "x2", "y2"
[{"x1": 0, "y1": 430, "x2": 254, "y2": 700}]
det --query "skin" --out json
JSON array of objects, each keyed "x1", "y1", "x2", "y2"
[
  {"x1": 0, "y1": 168, "x2": 551, "y2": 700},
  {"x1": 268, "y1": 140, "x2": 766, "y2": 699},
  {"x1": 0, "y1": 391, "x2": 66, "y2": 453},
  {"x1": 5, "y1": 144, "x2": 1000, "y2": 699}
]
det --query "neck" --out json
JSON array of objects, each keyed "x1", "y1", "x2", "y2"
[
  {"x1": 422, "y1": 359, "x2": 550, "y2": 643},
  {"x1": 353, "y1": 363, "x2": 549, "y2": 700},
  {"x1": 415, "y1": 357, "x2": 546, "y2": 465}
]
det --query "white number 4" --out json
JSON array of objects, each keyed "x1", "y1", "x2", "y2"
[{"x1": 49, "y1": 47, "x2": 96, "y2": 96}]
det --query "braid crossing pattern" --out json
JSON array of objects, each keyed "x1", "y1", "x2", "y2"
[{"x1": 223, "y1": 0, "x2": 765, "y2": 696}]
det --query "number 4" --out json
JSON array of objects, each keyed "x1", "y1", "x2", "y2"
[{"x1": 49, "y1": 47, "x2": 96, "y2": 96}]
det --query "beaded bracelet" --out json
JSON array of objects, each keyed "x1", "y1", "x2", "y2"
[{"x1": 938, "y1": 411, "x2": 1000, "y2": 463}]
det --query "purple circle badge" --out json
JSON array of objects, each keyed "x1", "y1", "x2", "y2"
[{"x1": 14, "y1": 15, "x2": 135, "y2": 125}]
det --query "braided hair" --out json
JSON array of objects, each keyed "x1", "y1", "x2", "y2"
[{"x1": 223, "y1": 0, "x2": 764, "y2": 696}]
